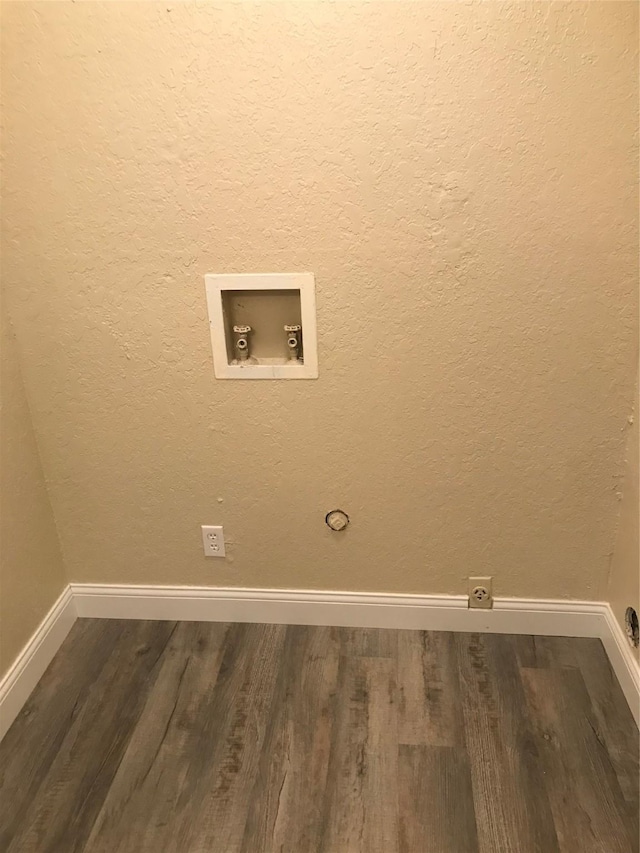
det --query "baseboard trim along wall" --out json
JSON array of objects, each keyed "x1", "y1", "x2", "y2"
[
  {"x1": 1, "y1": 584, "x2": 638, "y2": 742},
  {"x1": 0, "y1": 586, "x2": 77, "y2": 741}
]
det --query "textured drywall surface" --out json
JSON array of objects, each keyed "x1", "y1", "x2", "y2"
[
  {"x1": 1, "y1": 2, "x2": 638, "y2": 598},
  {"x1": 608, "y1": 380, "x2": 639, "y2": 661},
  {"x1": 0, "y1": 300, "x2": 67, "y2": 678}
]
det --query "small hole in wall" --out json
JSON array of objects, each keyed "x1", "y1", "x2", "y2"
[{"x1": 625, "y1": 607, "x2": 639, "y2": 648}]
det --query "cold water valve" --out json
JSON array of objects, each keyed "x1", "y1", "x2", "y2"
[{"x1": 284, "y1": 324, "x2": 302, "y2": 362}]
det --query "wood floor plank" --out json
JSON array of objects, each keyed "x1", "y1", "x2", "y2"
[
  {"x1": 170, "y1": 622, "x2": 286, "y2": 852},
  {"x1": 240, "y1": 625, "x2": 341, "y2": 853},
  {"x1": 6, "y1": 620, "x2": 176, "y2": 853},
  {"x1": 571, "y1": 638, "x2": 639, "y2": 819},
  {"x1": 319, "y1": 645, "x2": 399, "y2": 853},
  {"x1": 456, "y1": 632, "x2": 561, "y2": 853},
  {"x1": 512, "y1": 633, "x2": 639, "y2": 839},
  {"x1": 0, "y1": 619, "x2": 131, "y2": 849},
  {"x1": 398, "y1": 745, "x2": 479, "y2": 853},
  {"x1": 521, "y1": 665, "x2": 638, "y2": 853},
  {"x1": 397, "y1": 630, "x2": 463, "y2": 746},
  {"x1": 83, "y1": 622, "x2": 231, "y2": 852}
]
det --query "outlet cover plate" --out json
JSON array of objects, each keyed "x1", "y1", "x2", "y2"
[
  {"x1": 202, "y1": 525, "x2": 226, "y2": 557},
  {"x1": 468, "y1": 577, "x2": 493, "y2": 609}
]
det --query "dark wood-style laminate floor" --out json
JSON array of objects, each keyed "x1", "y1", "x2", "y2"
[{"x1": 0, "y1": 620, "x2": 637, "y2": 852}]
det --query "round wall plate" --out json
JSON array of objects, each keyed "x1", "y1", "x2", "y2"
[{"x1": 325, "y1": 509, "x2": 350, "y2": 531}]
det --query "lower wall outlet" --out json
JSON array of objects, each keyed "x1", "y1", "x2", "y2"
[
  {"x1": 468, "y1": 577, "x2": 493, "y2": 609},
  {"x1": 201, "y1": 525, "x2": 226, "y2": 557}
]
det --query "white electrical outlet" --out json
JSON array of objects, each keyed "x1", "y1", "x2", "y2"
[
  {"x1": 201, "y1": 525, "x2": 226, "y2": 557},
  {"x1": 468, "y1": 577, "x2": 493, "y2": 609}
]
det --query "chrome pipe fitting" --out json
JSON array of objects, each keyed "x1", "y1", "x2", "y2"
[
  {"x1": 284, "y1": 324, "x2": 302, "y2": 362},
  {"x1": 232, "y1": 324, "x2": 252, "y2": 362}
]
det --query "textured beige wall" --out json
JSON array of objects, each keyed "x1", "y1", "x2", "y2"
[
  {"x1": 608, "y1": 380, "x2": 639, "y2": 660},
  {"x1": 2, "y1": 2, "x2": 638, "y2": 599},
  {"x1": 0, "y1": 301, "x2": 67, "y2": 678}
]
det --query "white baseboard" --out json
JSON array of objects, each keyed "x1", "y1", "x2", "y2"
[
  {"x1": 71, "y1": 583, "x2": 607, "y2": 634},
  {"x1": 0, "y1": 586, "x2": 77, "y2": 741},
  {"x1": 2, "y1": 584, "x2": 637, "y2": 743}
]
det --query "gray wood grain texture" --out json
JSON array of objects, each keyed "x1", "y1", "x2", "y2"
[
  {"x1": 0, "y1": 620, "x2": 637, "y2": 853},
  {"x1": 398, "y1": 745, "x2": 478, "y2": 853},
  {"x1": 456, "y1": 632, "x2": 562, "y2": 853},
  {"x1": 241, "y1": 625, "x2": 340, "y2": 853},
  {"x1": 319, "y1": 653, "x2": 399, "y2": 852}
]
